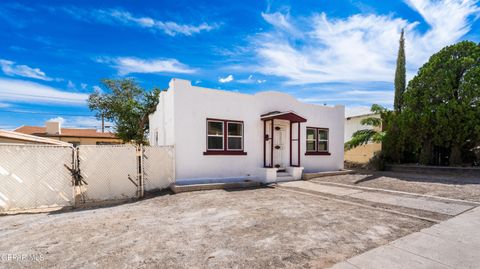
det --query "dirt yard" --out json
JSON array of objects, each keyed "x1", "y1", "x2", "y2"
[
  {"x1": 314, "y1": 171, "x2": 480, "y2": 202},
  {"x1": 0, "y1": 187, "x2": 430, "y2": 269}
]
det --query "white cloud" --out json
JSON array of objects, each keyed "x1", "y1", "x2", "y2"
[
  {"x1": 237, "y1": 74, "x2": 267, "y2": 84},
  {"x1": 0, "y1": 59, "x2": 53, "y2": 81},
  {"x1": 64, "y1": 116, "x2": 114, "y2": 130},
  {"x1": 299, "y1": 89, "x2": 394, "y2": 106},
  {"x1": 60, "y1": 7, "x2": 218, "y2": 36},
  {"x1": 0, "y1": 125, "x2": 16, "y2": 130},
  {"x1": 67, "y1": 80, "x2": 75, "y2": 90},
  {"x1": 92, "y1": 85, "x2": 102, "y2": 93},
  {"x1": 45, "y1": 115, "x2": 110, "y2": 130},
  {"x1": 345, "y1": 106, "x2": 375, "y2": 117},
  {"x1": 107, "y1": 9, "x2": 218, "y2": 36},
  {"x1": 157, "y1": 21, "x2": 216, "y2": 36},
  {"x1": 80, "y1": 83, "x2": 88, "y2": 90},
  {"x1": 101, "y1": 57, "x2": 195, "y2": 75},
  {"x1": 0, "y1": 78, "x2": 88, "y2": 105},
  {"x1": 253, "y1": 0, "x2": 479, "y2": 85},
  {"x1": 48, "y1": 116, "x2": 66, "y2": 124},
  {"x1": 261, "y1": 12, "x2": 300, "y2": 36},
  {"x1": 68, "y1": 116, "x2": 102, "y2": 128},
  {"x1": 218, "y1": 74, "x2": 234, "y2": 83}
]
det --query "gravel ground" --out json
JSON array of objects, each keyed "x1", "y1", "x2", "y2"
[
  {"x1": 314, "y1": 171, "x2": 480, "y2": 202},
  {"x1": 0, "y1": 187, "x2": 430, "y2": 269}
]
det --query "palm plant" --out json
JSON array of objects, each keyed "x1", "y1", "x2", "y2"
[{"x1": 344, "y1": 104, "x2": 390, "y2": 150}]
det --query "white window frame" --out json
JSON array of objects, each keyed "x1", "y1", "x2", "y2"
[
  {"x1": 306, "y1": 127, "x2": 317, "y2": 152},
  {"x1": 227, "y1": 122, "x2": 244, "y2": 151},
  {"x1": 207, "y1": 120, "x2": 224, "y2": 151},
  {"x1": 317, "y1": 129, "x2": 329, "y2": 152}
]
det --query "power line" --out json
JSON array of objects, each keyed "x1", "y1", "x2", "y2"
[
  {"x1": 0, "y1": 109, "x2": 94, "y2": 117},
  {"x1": 0, "y1": 92, "x2": 87, "y2": 102}
]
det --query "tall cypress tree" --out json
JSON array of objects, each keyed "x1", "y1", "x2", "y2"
[{"x1": 394, "y1": 29, "x2": 406, "y2": 112}]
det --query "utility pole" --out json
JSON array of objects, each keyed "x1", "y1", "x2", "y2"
[{"x1": 101, "y1": 113, "x2": 105, "y2": 133}]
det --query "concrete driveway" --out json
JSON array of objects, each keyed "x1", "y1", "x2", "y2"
[
  {"x1": 332, "y1": 206, "x2": 480, "y2": 269},
  {"x1": 277, "y1": 177, "x2": 480, "y2": 269}
]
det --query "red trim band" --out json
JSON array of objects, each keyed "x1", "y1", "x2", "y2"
[
  {"x1": 203, "y1": 151, "x2": 247, "y2": 155},
  {"x1": 305, "y1": 151, "x2": 331, "y2": 156}
]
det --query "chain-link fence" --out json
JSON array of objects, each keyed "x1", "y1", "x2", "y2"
[
  {"x1": 0, "y1": 144, "x2": 175, "y2": 212},
  {"x1": 76, "y1": 145, "x2": 139, "y2": 203},
  {"x1": 143, "y1": 145, "x2": 175, "y2": 191},
  {"x1": 0, "y1": 144, "x2": 75, "y2": 212}
]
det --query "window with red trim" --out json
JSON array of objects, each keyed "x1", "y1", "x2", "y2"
[
  {"x1": 204, "y1": 119, "x2": 246, "y2": 155},
  {"x1": 306, "y1": 127, "x2": 330, "y2": 155}
]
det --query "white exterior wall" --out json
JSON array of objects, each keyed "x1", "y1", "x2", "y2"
[
  {"x1": 150, "y1": 78, "x2": 344, "y2": 182},
  {"x1": 149, "y1": 88, "x2": 175, "y2": 146},
  {"x1": 344, "y1": 114, "x2": 380, "y2": 141}
]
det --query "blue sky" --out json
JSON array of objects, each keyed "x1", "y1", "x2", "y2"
[{"x1": 0, "y1": 0, "x2": 479, "y2": 130}]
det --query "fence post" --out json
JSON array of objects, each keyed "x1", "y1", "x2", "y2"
[
  {"x1": 73, "y1": 147, "x2": 81, "y2": 207},
  {"x1": 137, "y1": 145, "x2": 144, "y2": 198},
  {"x1": 71, "y1": 146, "x2": 87, "y2": 207}
]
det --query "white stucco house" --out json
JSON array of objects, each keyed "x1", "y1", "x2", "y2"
[{"x1": 149, "y1": 78, "x2": 344, "y2": 184}]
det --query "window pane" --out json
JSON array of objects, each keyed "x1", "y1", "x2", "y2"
[
  {"x1": 208, "y1": 137, "x2": 223, "y2": 150},
  {"x1": 228, "y1": 123, "x2": 242, "y2": 136},
  {"x1": 307, "y1": 141, "x2": 316, "y2": 151},
  {"x1": 228, "y1": 137, "x2": 242, "y2": 150},
  {"x1": 306, "y1": 128, "x2": 316, "y2": 140},
  {"x1": 318, "y1": 141, "x2": 328, "y2": 151},
  {"x1": 208, "y1": 121, "x2": 223, "y2": 135},
  {"x1": 318, "y1": 130, "x2": 328, "y2": 140}
]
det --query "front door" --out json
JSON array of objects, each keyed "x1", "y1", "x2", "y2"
[{"x1": 273, "y1": 124, "x2": 286, "y2": 169}]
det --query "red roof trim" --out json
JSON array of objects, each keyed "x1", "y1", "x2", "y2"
[{"x1": 261, "y1": 112, "x2": 307, "y2": 123}]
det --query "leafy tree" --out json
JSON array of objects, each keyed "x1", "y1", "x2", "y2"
[
  {"x1": 344, "y1": 104, "x2": 390, "y2": 150},
  {"x1": 88, "y1": 79, "x2": 161, "y2": 144},
  {"x1": 400, "y1": 41, "x2": 480, "y2": 165},
  {"x1": 394, "y1": 29, "x2": 406, "y2": 112}
]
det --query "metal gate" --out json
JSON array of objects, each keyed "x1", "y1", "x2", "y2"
[
  {"x1": 76, "y1": 145, "x2": 139, "y2": 203},
  {"x1": 143, "y1": 145, "x2": 175, "y2": 191}
]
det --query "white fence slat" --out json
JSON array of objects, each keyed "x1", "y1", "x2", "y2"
[
  {"x1": 0, "y1": 144, "x2": 74, "y2": 212},
  {"x1": 143, "y1": 146, "x2": 175, "y2": 191},
  {"x1": 78, "y1": 145, "x2": 138, "y2": 202}
]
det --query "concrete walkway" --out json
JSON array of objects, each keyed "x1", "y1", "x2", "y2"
[
  {"x1": 331, "y1": 206, "x2": 480, "y2": 269},
  {"x1": 278, "y1": 181, "x2": 474, "y2": 216}
]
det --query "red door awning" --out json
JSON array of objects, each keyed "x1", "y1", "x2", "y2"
[{"x1": 260, "y1": 111, "x2": 307, "y2": 123}]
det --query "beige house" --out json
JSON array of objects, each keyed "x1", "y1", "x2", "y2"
[
  {"x1": 344, "y1": 113, "x2": 381, "y2": 164},
  {"x1": 15, "y1": 121, "x2": 122, "y2": 147},
  {"x1": 0, "y1": 129, "x2": 71, "y2": 146}
]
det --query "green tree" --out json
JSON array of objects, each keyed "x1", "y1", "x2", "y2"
[
  {"x1": 88, "y1": 79, "x2": 161, "y2": 144},
  {"x1": 344, "y1": 104, "x2": 390, "y2": 150},
  {"x1": 401, "y1": 41, "x2": 480, "y2": 165},
  {"x1": 394, "y1": 29, "x2": 406, "y2": 112}
]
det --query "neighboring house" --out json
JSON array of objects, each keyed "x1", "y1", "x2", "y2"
[
  {"x1": 149, "y1": 78, "x2": 344, "y2": 184},
  {"x1": 0, "y1": 129, "x2": 71, "y2": 146},
  {"x1": 344, "y1": 113, "x2": 381, "y2": 164},
  {"x1": 15, "y1": 121, "x2": 122, "y2": 147}
]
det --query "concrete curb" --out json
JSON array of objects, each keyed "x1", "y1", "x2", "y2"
[
  {"x1": 170, "y1": 181, "x2": 262, "y2": 193},
  {"x1": 303, "y1": 169, "x2": 355, "y2": 180}
]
